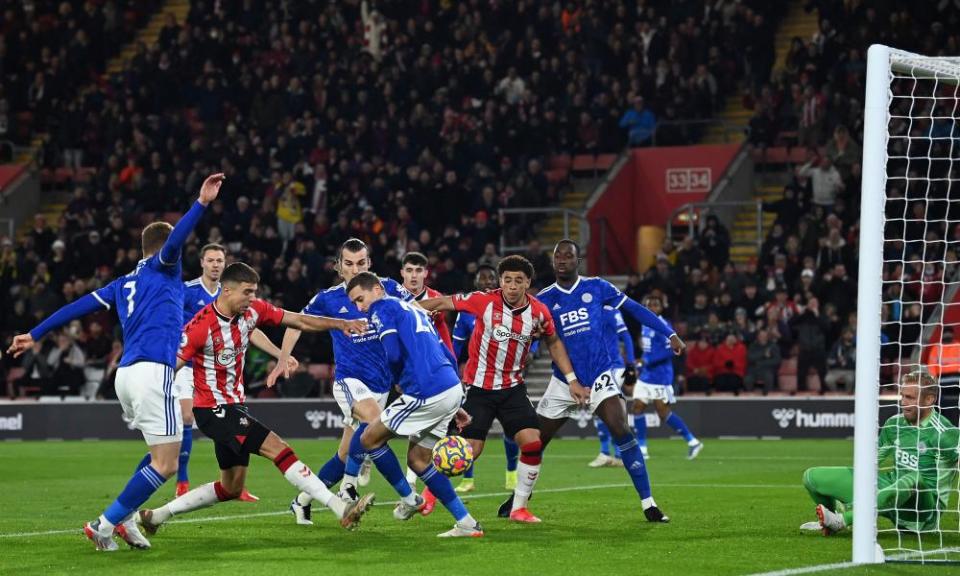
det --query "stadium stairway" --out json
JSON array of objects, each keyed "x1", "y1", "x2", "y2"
[
  {"x1": 13, "y1": 0, "x2": 191, "y2": 241},
  {"x1": 723, "y1": 0, "x2": 820, "y2": 266}
]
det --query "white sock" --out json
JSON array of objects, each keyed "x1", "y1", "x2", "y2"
[
  {"x1": 641, "y1": 497, "x2": 657, "y2": 510},
  {"x1": 283, "y1": 460, "x2": 343, "y2": 518},
  {"x1": 512, "y1": 461, "x2": 541, "y2": 511},
  {"x1": 151, "y1": 482, "x2": 220, "y2": 525},
  {"x1": 405, "y1": 467, "x2": 418, "y2": 488},
  {"x1": 458, "y1": 512, "x2": 478, "y2": 527},
  {"x1": 295, "y1": 491, "x2": 312, "y2": 507},
  {"x1": 96, "y1": 514, "x2": 115, "y2": 536},
  {"x1": 687, "y1": 438, "x2": 700, "y2": 447},
  {"x1": 342, "y1": 474, "x2": 358, "y2": 488}
]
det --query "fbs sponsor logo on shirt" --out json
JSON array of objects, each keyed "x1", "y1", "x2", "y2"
[{"x1": 771, "y1": 408, "x2": 855, "y2": 429}]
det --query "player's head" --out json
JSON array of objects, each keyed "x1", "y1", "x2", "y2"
[
  {"x1": 336, "y1": 238, "x2": 370, "y2": 283},
  {"x1": 141, "y1": 221, "x2": 174, "y2": 258},
  {"x1": 900, "y1": 370, "x2": 939, "y2": 424},
  {"x1": 496, "y1": 255, "x2": 533, "y2": 306},
  {"x1": 200, "y1": 243, "x2": 226, "y2": 282},
  {"x1": 475, "y1": 264, "x2": 498, "y2": 291},
  {"x1": 346, "y1": 271, "x2": 385, "y2": 313},
  {"x1": 552, "y1": 239, "x2": 581, "y2": 281},
  {"x1": 219, "y1": 262, "x2": 260, "y2": 315},
  {"x1": 400, "y1": 251, "x2": 428, "y2": 295},
  {"x1": 643, "y1": 294, "x2": 663, "y2": 315}
]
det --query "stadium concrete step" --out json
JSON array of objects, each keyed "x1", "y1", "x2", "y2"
[
  {"x1": 773, "y1": 1, "x2": 822, "y2": 73},
  {"x1": 106, "y1": 0, "x2": 191, "y2": 74}
]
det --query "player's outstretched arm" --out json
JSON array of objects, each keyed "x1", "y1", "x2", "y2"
[
  {"x1": 619, "y1": 297, "x2": 686, "y2": 355},
  {"x1": 281, "y1": 311, "x2": 367, "y2": 336},
  {"x1": 250, "y1": 328, "x2": 299, "y2": 373},
  {"x1": 8, "y1": 293, "x2": 111, "y2": 357},
  {"x1": 267, "y1": 327, "x2": 303, "y2": 388},
  {"x1": 418, "y1": 295, "x2": 457, "y2": 312},
  {"x1": 543, "y1": 332, "x2": 589, "y2": 405},
  {"x1": 158, "y1": 173, "x2": 224, "y2": 266}
]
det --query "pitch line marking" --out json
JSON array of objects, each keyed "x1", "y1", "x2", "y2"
[{"x1": 0, "y1": 481, "x2": 798, "y2": 539}]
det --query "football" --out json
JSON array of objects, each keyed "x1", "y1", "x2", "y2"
[{"x1": 432, "y1": 435, "x2": 474, "y2": 477}]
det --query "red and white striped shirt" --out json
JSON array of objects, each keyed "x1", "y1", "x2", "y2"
[
  {"x1": 178, "y1": 299, "x2": 285, "y2": 408},
  {"x1": 413, "y1": 285, "x2": 454, "y2": 353},
  {"x1": 453, "y1": 289, "x2": 555, "y2": 390}
]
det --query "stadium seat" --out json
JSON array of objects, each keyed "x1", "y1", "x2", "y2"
[
  {"x1": 5, "y1": 367, "x2": 25, "y2": 398},
  {"x1": 777, "y1": 357, "x2": 798, "y2": 393},
  {"x1": 805, "y1": 370, "x2": 823, "y2": 394},
  {"x1": 549, "y1": 154, "x2": 572, "y2": 171},
  {"x1": 571, "y1": 154, "x2": 595, "y2": 173},
  {"x1": 595, "y1": 154, "x2": 617, "y2": 171}
]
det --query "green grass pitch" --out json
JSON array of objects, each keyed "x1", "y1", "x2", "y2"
[{"x1": 0, "y1": 438, "x2": 957, "y2": 575}]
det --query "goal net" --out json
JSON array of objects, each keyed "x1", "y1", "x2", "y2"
[{"x1": 856, "y1": 44, "x2": 960, "y2": 564}]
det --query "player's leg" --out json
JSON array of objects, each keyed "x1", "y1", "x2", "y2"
[
  {"x1": 260, "y1": 430, "x2": 374, "y2": 529},
  {"x1": 340, "y1": 388, "x2": 387, "y2": 489},
  {"x1": 800, "y1": 466, "x2": 853, "y2": 535},
  {"x1": 291, "y1": 424, "x2": 351, "y2": 524},
  {"x1": 139, "y1": 457, "x2": 247, "y2": 533},
  {"x1": 86, "y1": 363, "x2": 182, "y2": 551},
  {"x1": 594, "y1": 374, "x2": 669, "y2": 522},
  {"x1": 499, "y1": 386, "x2": 545, "y2": 522},
  {"x1": 653, "y1": 395, "x2": 703, "y2": 459},
  {"x1": 590, "y1": 417, "x2": 615, "y2": 467},
  {"x1": 346, "y1": 403, "x2": 420, "y2": 511},
  {"x1": 403, "y1": 385, "x2": 483, "y2": 537},
  {"x1": 453, "y1": 386, "x2": 496, "y2": 494},
  {"x1": 503, "y1": 436, "x2": 519, "y2": 489}
]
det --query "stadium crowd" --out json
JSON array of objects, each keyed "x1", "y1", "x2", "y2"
[{"x1": 4, "y1": 1, "x2": 946, "y2": 399}]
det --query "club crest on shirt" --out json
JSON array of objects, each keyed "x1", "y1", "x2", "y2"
[
  {"x1": 581, "y1": 293, "x2": 593, "y2": 303},
  {"x1": 492, "y1": 311, "x2": 503, "y2": 322}
]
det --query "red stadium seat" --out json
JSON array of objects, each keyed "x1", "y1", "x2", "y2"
[
  {"x1": 777, "y1": 357, "x2": 798, "y2": 393},
  {"x1": 549, "y1": 154, "x2": 572, "y2": 171},
  {"x1": 595, "y1": 154, "x2": 617, "y2": 171},
  {"x1": 571, "y1": 154, "x2": 595, "y2": 173}
]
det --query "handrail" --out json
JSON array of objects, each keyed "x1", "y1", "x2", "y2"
[
  {"x1": 498, "y1": 207, "x2": 589, "y2": 255},
  {"x1": 651, "y1": 118, "x2": 748, "y2": 146},
  {"x1": 666, "y1": 200, "x2": 765, "y2": 251}
]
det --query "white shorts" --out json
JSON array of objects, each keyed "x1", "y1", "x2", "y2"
[
  {"x1": 116, "y1": 362, "x2": 183, "y2": 445},
  {"x1": 333, "y1": 377, "x2": 390, "y2": 429},
  {"x1": 381, "y1": 385, "x2": 465, "y2": 448},
  {"x1": 612, "y1": 367, "x2": 625, "y2": 386},
  {"x1": 632, "y1": 380, "x2": 676, "y2": 404},
  {"x1": 174, "y1": 366, "x2": 194, "y2": 401},
  {"x1": 536, "y1": 369, "x2": 622, "y2": 420}
]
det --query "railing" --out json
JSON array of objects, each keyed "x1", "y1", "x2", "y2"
[
  {"x1": 650, "y1": 118, "x2": 748, "y2": 146},
  {"x1": 666, "y1": 200, "x2": 765, "y2": 252},
  {"x1": 0, "y1": 218, "x2": 13, "y2": 239},
  {"x1": 498, "y1": 207, "x2": 589, "y2": 254}
]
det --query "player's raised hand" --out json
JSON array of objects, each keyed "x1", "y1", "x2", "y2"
[
  {"x1": 669, "y1": 334, "x2": 686, "y2": 356},
  {"x1": 198, "y1": 173, "x2": 226, "y2": 206},
  {"x1": 7, "y1": 333, "x2": 34, "y2": 358},
  {"x1": 266, "y1": 363, "x2": 286, "y2": 388},
  {"x1": 340, "y1": 318, "x2": 367, "y2": 336},
  {"x1": 453, "y1": 408, "x2": 473, "y2": 432},
  {"x1": 569, "y1": 380, "x2": 590, "y2": 406}
]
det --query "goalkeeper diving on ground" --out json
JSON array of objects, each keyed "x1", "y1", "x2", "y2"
[{"x1": 800, "y1": 370, "x2": 959, "y2": 536}]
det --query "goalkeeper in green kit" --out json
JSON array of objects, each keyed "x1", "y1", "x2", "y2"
[{"x1": 800, "y1": 370, "x2": 959, "y2": 535}]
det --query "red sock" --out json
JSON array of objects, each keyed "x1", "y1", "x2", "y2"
[{"x1": 273, "y1": 447, "x2": 298, "y2": 473}]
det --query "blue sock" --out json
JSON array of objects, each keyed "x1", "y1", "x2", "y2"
[
  {"x1": 135, "y1": 452, "x2": 152, "y2": 473},
  {"x1": 346, "y1": 424, "x2": 366, "y2": 477},
  {"x1": 369, "y1": 444, "x2": 413, "y2": 498},
  {"x1": 596, "y1": 419, "x2": 611, "y2": 455},
  {"x1": 665, "y1": 412, "x2": 696, "y2": 443},
  {"x1": 177, "y1": 425, "x2": 192, "y2": 483},
  {"x1": 103, "y1": 465, "x2": 167, "y2": 525},
  {"x1": 634, "y1": 412, "x2": 648, "y2": 448},
  {"x1": 317, "y1": 454, "x2": 346, "y2": 488},
  {"x1": 504, "y1": 437, "x2": 519, "y2": 472},
  {"x1": 614, "y1": 434, "x2": 651, "y2": 500},
  {"x1": 418, "y1": 465, "x2": 469, "y2": 521},
  {"x1": 463, "y1": 461, "x2": 475, "y2": 479}
]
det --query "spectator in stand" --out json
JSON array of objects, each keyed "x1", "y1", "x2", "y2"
[
  {"x1": 685, "y1": 333, "x2": 715, "y2": 394},
  {"x1": 699, "y1": 215, "x2": 731, "y2": 268},
  {"x1": 47, "y1": 329, "x2": 86, "y2": 396},
  {"x1": 745, "y1": 329, "x2": 781, "y2": 395},
  {"x1": 826, "y1": 125, "x2": 861, "y2": 180},
  {"x1": 791, "y1": 297, "x2": 830, "y2": 392},
  {"x1": 825, "y1": 327, "x2": 856, "y2": 393},
  {"x1": 927, "y1": 327, "x2": 960, "y2": 379},
  {"x1": 713, "y1": 333, "x2": 747, "y2": 393},
  {"x1": 619, "y1": 96, "x2": 657, "y2": 147},
  {"x1": 798, "y1": 154, "x2": 845, "y2": 210}
]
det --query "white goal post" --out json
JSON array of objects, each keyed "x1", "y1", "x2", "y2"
[{"x1": 855, "y1": 44, "x2": 960, "y2": 565}]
